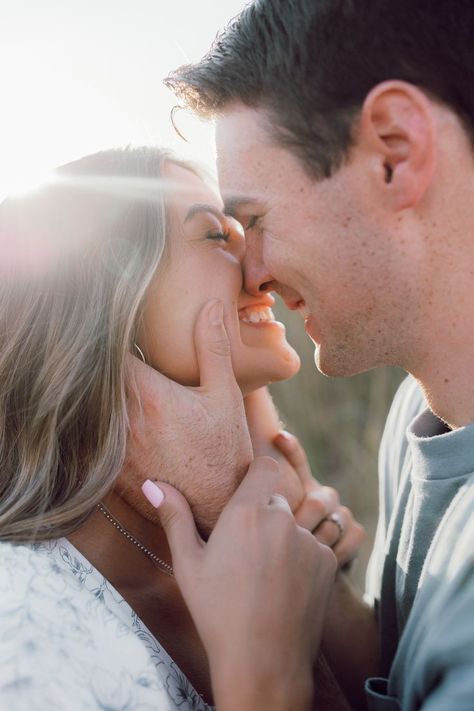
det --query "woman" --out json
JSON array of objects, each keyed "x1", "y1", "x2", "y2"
[{"x1": 0, "y1": 147, "x2": 363, "y2": 710}]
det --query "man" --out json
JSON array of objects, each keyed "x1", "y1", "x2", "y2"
[{"x1": 138, "y1": 1, "x2": 474, "y2": 709}]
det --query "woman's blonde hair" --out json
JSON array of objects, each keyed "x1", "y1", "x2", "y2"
[{"x1": 0, "y1": 146, "x2": 196, "y2": 542}]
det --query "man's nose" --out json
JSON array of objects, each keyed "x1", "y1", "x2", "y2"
[{"x1": 243, "y1": 236, "x2": 274, "y2": 295}]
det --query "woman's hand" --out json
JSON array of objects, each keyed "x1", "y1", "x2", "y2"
[
  {"x1": 146, "y1": 457, "x2": 337, "y2": 711},
  {"x1": 274, "y1": 431, "x2": 366, "y2": 569}
]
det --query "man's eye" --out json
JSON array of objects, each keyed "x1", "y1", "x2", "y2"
[
  {"x1": 206, "y1": 229, "x2": 231, "y2": 242},
  {"x1": 245, "y1": 216, "x2": 260, "y2": 231}
]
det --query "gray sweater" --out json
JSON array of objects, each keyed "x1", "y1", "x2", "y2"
[{"x1": 365, "y1": 376, "x2": 474, "y2": 710}]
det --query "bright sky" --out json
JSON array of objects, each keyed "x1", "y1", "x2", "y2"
[{"x1": 0, "y1": 0, "x2": 248, "y2": 198}]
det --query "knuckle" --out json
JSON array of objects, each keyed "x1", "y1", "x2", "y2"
[
  {"x1": 208, "y1": 336, "x2": 231, "y2": 357},
  {"x1": 338, "y1": 505, "x2": 351, "y2": 520},
  {"x1": 305, "y1": 493, "x2": 328, "y2": 519},
  {"x1": 158, "y1": 507, "x2": 181, "y2": 531},
  {"x1": 324, "y1": 486, "x2": 340, "y2": 507},
  {"x1": 282, "y1": 430, "x2": 297, "y2": 444},
  {"x1": 256, "y1": 455, "x2": 280, "y2": 472}
]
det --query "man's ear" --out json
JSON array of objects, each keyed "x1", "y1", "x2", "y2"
[{"x1": 358, "y1": 80, "x2": 436, "y2": 210}]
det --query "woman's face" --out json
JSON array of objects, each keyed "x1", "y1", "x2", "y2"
[{"x1": 137, "y1": 162, "x2": 300, "y2": 393}]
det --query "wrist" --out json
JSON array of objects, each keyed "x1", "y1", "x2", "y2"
[{"x1": 211, "y1": 657, "x2": 314, "y2": 711}]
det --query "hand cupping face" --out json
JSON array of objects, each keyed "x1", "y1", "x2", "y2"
[{"x1": 119, "y1": 300, "x2": 253, "y2": 538}]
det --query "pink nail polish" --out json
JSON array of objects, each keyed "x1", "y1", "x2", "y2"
[{"x1": 142, "y1": 480, "x2": 165, "y2": 508}]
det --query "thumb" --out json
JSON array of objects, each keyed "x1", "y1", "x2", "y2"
[
  {"x1": 194, "y1": 299, "x2": 238, "y2": 393},
  {"x1": 141, "y1": 480, "x2": 204, "y2": 577}
]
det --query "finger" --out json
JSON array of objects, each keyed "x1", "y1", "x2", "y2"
[
  {"x1": 333, "y1": 520, "x2": 366, "y2": 567},
  {"x1": 231, "y1": 456, "x2": 285, "y2": 506},
  {"x1": 125, "y1": 352, "x2": 176, "y2": 415},
  {"x1": 194, "y1": 299, "x2": 239, "y2": 393},
  {"x1": 293, "y1": 486, "x2": 340, "y2": 531},
  {"x1": 141, "y1": 480, "x2": 204, "y2": 575},
  {"x1": 273, "y1": 431, "x2": 314, "y2": 486},
  {"x1": 268, "y1": 493, "x2": 292, "y2": 514},
  {"x1": 313, "y1": 518, "x2": 343, "y2": 547}
]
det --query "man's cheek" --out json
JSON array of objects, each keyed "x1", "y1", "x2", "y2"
[{"x1": 178, "y1": 470, "x2": 240, "y2": 539}]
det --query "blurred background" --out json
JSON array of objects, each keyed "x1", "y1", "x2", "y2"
[
  {"x1": 1, "y1": 0, "x2": 405, "y2": 589},
  {"x1": 0, "y1": 0, "x2": 246, "y2": 198}
]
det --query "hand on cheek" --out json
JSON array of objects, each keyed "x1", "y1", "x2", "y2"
[{"x1": 120, "y1": 299, "x2": 253, "y2": 531}]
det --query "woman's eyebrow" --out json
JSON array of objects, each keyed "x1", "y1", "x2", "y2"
[{"x1": 184, "y1": 203, "x2": 225, "y2": 223}]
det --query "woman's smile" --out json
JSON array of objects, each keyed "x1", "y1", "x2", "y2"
[{"x1": 138, "y1": 161, "x2": 300, "y2": 394}]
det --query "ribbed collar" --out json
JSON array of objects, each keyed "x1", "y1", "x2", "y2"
[{"x1": 407, "y1": 408, "x2": 474, "y2": 481}]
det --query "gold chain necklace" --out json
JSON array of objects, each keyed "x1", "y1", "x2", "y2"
[{"x1": 97, "y1": 502, "x2": 174, "y2": 578}]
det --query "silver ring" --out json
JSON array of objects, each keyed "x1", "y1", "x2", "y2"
[{"x1": 321, "y1": 512, "x2": 345, "y2": 542}]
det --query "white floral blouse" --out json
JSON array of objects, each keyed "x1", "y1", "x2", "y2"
[{"x1": 0, "y1": 538, "x2": 215, "y2": 711}]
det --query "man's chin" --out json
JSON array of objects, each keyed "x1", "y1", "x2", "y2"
[
  {"x1": 192, "y1": 509, "x2": 221, "y2": 541},
  {"x1": 191, "y1": 498, "x2": 233, "y2": 541},
  {"x1": 314, "y1": 344, "x2": 364, "y2": 378}
]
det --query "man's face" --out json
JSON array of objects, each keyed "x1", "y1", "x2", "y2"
[{"x1": 216, "y1": 104, "x2": 416, "y2": 376}]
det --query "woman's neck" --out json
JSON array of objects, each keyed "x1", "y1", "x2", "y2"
[
  {"x1": 68, "y1": 490, "x2": 175, "y2": 596},
  {"x1": 68, "y1": 493, "x2": 214, "y2": 704}
]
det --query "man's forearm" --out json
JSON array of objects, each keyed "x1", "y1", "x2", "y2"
[{"x1": 320, "y1": 572, "x2": 380, "y2": 710}]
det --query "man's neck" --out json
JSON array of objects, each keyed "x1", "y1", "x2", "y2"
[{"x1": 411, "y1": 302, "x2": 474, "y2": 429}]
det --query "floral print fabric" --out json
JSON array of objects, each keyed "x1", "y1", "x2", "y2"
[{"x1": 0, "y1": 538, "x2": 214, "y2": 711}]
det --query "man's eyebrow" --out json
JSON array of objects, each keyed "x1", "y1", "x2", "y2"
[
  {"x1": 184, "y1": 203, "x2": 225, "y2": 223},
  {"x1": 223, "y1": 197, "x2": 261, "y2": 218}
]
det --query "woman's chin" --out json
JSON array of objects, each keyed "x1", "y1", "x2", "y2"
[{"x1": 236, "y1": 345, "x2": 301, "y2": 395}]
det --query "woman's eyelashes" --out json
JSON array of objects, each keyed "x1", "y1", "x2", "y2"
[{"x1": 205, "y1": 228, "x2": 231, "y2": 242}]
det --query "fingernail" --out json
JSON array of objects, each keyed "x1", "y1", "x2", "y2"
[
  {"x1": 142, "y1": 480, "x2": 165, "y2": 508},
  {"x1": 278, "y1": 430, "x2": 292, "y2": 440},
  {"x1": 209, "y1": 300, "x2": 224, "y2": 326}
]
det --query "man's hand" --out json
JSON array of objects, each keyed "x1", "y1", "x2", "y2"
[
  {"x1": 146, "y1": 457, "x2": 338, "y2": 711},
  {"x1": 121, "y1": 299, "x2": 253, "y2": 534}
]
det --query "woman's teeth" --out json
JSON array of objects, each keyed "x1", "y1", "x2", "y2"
[{"x1": 239, "y1": 306, "x2": 275, "y2": 324}]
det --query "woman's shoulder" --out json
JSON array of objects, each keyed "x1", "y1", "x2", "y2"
[
  {"x1": 0, "y1": 539, "x2": 161, "y2": 709},
  {"x1": 0, "y1": 539, "x2": 214, "y2": 711},
  {"x1": 0, "y1": 538, "x2": 92, "y2": 611}
]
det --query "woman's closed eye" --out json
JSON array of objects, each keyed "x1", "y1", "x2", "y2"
[{"x1": 206, "y1": 229, "x2": 231, "y2": 242}]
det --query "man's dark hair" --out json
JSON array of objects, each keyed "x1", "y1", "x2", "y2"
[{"x1": 165, "y1": 0, "x2": 474, "y2": 179}]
